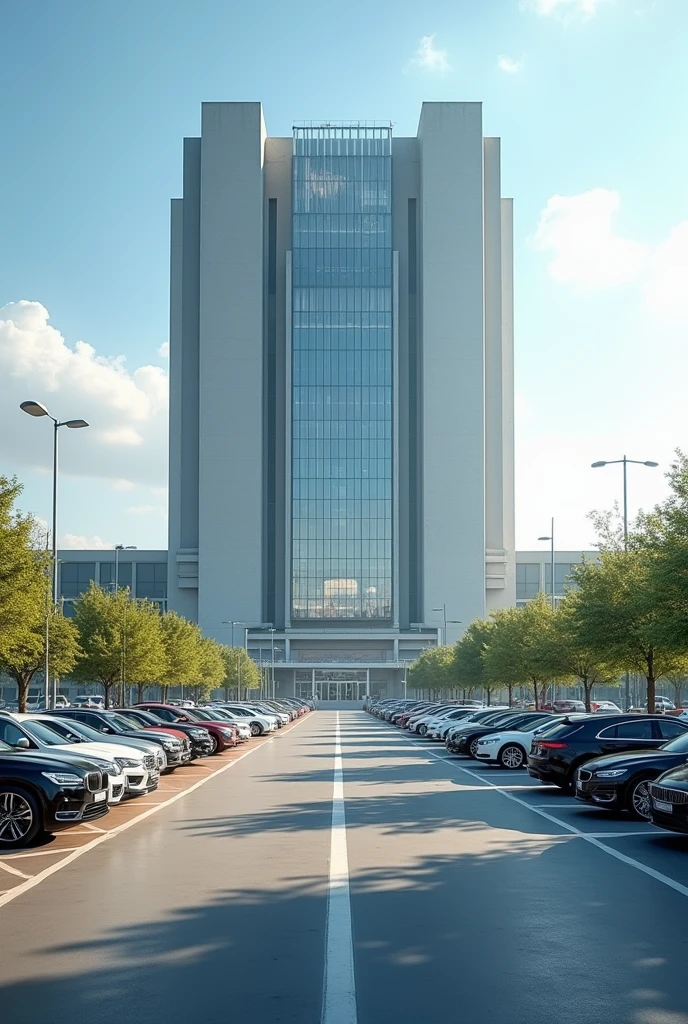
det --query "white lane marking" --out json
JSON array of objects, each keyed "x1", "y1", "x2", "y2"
[
  {"x1": 0, "y1": 847, "x2": 78, "y2": 860},
  {"x1": 322, "y1": 711, "x2": 357, "y2": 1024},
  {"x1": 0, "y1": 715, "x2": 310, "y2": 911},
  {"x1": 406, "y1": 735, "x2": 688, "y2": 901},
  {"x1": 0, "y1": 861, "x2": 31, "y2": 879}
]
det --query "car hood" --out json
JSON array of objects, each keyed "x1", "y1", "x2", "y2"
[
  {"x1": 0, "y1": 749, "x2": 104, "y2": 772},
  {"x1": 656, "y1": 764, "x2": 688, "y2": 787},
  {"x1": 584, "y1": 749, "x2": 682, "y2": 772},
  {"x1": 60, "y1": 741, "x2": 143, "y2": 762},
  {"x1": 122, "y1": 729, "x2": 180, "y2": 744}
]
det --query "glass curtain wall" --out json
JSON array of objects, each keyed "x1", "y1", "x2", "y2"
[{"x1": 291, "y1": 125, "x2": 393, "y2": 620}]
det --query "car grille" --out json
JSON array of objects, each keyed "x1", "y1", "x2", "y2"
[
  {"x1": 182, "y1": 738, "x2": 191, "y2": 751},
  {"x1": 143, "y1": 755, "x2": 156, "y2": 771},
  {"x1": 578, "y1": 769, "x2": 593, "y2": 782},
  {"x1": 649, "y1": 784, "x2": 688, "y2": 805},
  {"x1": 86, "y1": 771, "x2": 103, "y2": 792},
  {"x1": 82, "y1": 802, "x2": 108, "y2": 821}
]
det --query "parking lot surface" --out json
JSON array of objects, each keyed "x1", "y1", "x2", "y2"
[{"x1": 1, "y1": 711, "x2": 688, "y2": 1023}]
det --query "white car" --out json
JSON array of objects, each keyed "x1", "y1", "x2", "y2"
[
  {"x1": 591, "y1": 701, "x2": 623, "y2": 714},
  {"x1": 408, "y1": 707, "x2": 458, "y2": 735},
  {"x1": 425, "y1": 708, "x2": 487, "y2": 740},
  {"x1": 29, "y1": 715, "x2": 160, "y2": 796},
  {"x1": 213, "y1": 706, "x2": 276, "y2": 736},
  {"x1": 474, "y1": 716, "x2": 565, "y2": 769}
]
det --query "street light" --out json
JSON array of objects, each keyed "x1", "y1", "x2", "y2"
[
  {"x1": 538, "y1": 517, "x2": 556, "y2": 611},
  {"x1": 269, "y1": 627, "x2": 276, "y2": 699},
  {"x1": 20, "y1": 400, "x2": 89, "y2": 709},
  {"x1": 114, "y1": 544, "x2": 137, "y2": 593},
  {"x1": 591, "y1": 457, "x2": 659, "y2": 548},
  {"x1": 592, "y1": 456, "x2": 658, "y2": 711},
  {"x1": 432, "y1": 604, "x2": 461, "y2": 647}
]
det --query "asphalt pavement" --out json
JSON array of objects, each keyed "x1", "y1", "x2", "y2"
[{"x1": 1, "y1": 710, "x2": 688, "y2": 1024}]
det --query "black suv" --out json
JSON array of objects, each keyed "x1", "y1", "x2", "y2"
[
  {"x1": 528, "y1": 714, "x2": 687, "y2": 790},
  {"x1": 0, "y1": 740, "x2": 109, "y2": 848}
]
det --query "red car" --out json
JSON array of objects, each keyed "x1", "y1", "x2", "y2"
[{"x1": 134, "y1": 704, "x2": 238, "y2": 753}]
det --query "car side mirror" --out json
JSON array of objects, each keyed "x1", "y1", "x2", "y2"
[
  {"x1": 15, "y1": 737, "x2": 31, "y2": 749},
  {"x1": 100, "y1": 726, "x2": 111, "y2": 733}
]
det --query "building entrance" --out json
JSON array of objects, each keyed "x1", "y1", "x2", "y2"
[
  {"x1": 316, "y1": 680, "x2": 367, "y2": 702},
  {"x1": 295, "y1": 669, "x2": 368, "y2": 701}
]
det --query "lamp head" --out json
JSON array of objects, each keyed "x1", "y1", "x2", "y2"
[
  {"x1": 644, "y1": 461, "x2": 659, "y2": 467},
  {"x1": 65, "y1": 419, "x2": 89, "y2": 429},
  {"x1": 538, "y1": 536, "x2": 552, "y2": 541},
  {"x1": 591, "y1": 461, "x2": 607, "y2": 468},
  {"x1": 20, "y1": 400, "x2": 50, "y2": 418}
]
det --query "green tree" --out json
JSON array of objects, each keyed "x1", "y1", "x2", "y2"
[
  {"x1": 1, "y1": 609, "x2": 81, "y2": 712},
  {"x1": 73, "y1": 584, "x2": 165, "y2": 706},
  {"x1": 407, "y1": 646, "x2": 455, "y2": 697},
  {"x1": 570, "y1": 550, "x2": 680, "y2": 713},
  {"x1": 159, "y1": 611, "x2": 202, "y2": 702},
  {"x1": 641, "y1": 451, "x2": 688, "y2": 654},
  {"x1": 483, "y1": 596, "x2": 560, "y2": 709},
  {"x1": 219, "y1": 646, "x2": 260, "y2": 700},
  {"x1": 0, "y1": 476, "x2": 47, "y2": 664},
  {"x1": 453, "y1": 619, "x2": 496, "y2": 703},
  {"x1": 190, "y1": 637, "x2": 226, "y2": 703},
  {"x1": 547, "y1": 596, "x2": 621, "y2": 712}
]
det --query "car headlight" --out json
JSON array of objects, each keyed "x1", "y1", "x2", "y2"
[
  {"x1": 219, "y1": 728, "x2": 235, "y2": 738},
  {"x1": 594, "y1": 769, "x2": 627, "y2": 778},
  {"x1": 42, "y1": 771, "x2": 83, "y2": 788},
  {"x1": 162, "y1": 741, "x2": 178, "y2": 752},
  {"x1": 190, "y1": 729, "x2": 207, "y2": 739},
  {"x1": 115, "y1": 757, "x2": 141, "y2": 768},
  {"x1": 479, "y1": 736, "x2": 500, "y2": 745}
]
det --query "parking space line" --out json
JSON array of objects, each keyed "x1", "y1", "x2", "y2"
[
  {"x1": 0, "y1": 713, "x2": 310, "y2": 911},
  {"x1": 0, "y1": 861, "x2": 32, "y2": 880},
  {"x1": 322, "y1": 711, "x2": 357, "y2": 1024},
  {"x1": 404, "y1": 734, "x2": 688, "y2": 901},
  {"x1": 0, "y1": 847, "x2": 78, "y2": 860}
]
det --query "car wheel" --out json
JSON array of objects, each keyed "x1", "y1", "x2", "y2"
[
  {"x1": 0, "y1": 787, "x2": 41, "y2": 849},
  {"x1": 250, "y1": 722, "x2": 262, "y2": 737},
  {"x1": 207, "y1": 734, "x2": 219, "y2": 755},
  {"x1": 469, "y1": 738, "x2": 481, "y2": 758},
  {"x1": 626, "y1": 774, "x2": 655, "y2": 820},
  {"x1": 418, "y1": 724, "x2": 428, "y2": 736},
  {"x1": 499, "y1": 744, "x2": 526, "y2": 770}
]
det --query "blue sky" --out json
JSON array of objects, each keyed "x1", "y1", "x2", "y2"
[{"x1": 1, "y1": 0, "x2": 687, "y2": 552}]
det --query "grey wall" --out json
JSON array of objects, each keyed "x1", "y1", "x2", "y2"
[
  {"x1": 418, "y1": 102, "x2": 486, "y2": 630},
  {"x1": 197, "y1": 102, "x2": 266, "y2": 640}
]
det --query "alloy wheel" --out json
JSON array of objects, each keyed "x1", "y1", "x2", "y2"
[
  {"x1": 630, "y1": 779, "x2": 652, "y2": 820},
  {"x1": 0, "y1": 792, "x2": 33, "y2": 843},
  {"x1": 500, "y1": 745, "x2": 524, "y2": 770},
  {"x1": 469, "y1": 738, "x2": 480, "y2": 758}
]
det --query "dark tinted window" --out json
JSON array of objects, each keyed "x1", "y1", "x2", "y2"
[
  {"x1": 602, "y1": 720, "x2": 654, "y2": 739},
  {"x1": 534, "y1": 719, "x2": 587, "y2": 741},
  {"x1": 136, "y1": 563, "x2": 167, "y2": 600},
  {"x1": 657, "y1": 719, "x2": 687, "y2": 740},
  {"x1": 60, "y1": 562, "x2": 96, "y2": 598},
  {"x1": 0, "y1": 721, "x2": 28, "y2": 746}
]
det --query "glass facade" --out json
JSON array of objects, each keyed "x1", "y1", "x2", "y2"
[{"x1": 291, "y1": 125, "x2": 393, "y2": 620}]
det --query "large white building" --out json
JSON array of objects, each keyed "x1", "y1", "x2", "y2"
[{"x1": 163, "y1": 100, "x2": 516, "y2": 699}]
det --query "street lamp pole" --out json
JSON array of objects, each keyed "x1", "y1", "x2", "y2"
[
  {"x1": 269, "y1": 628, "x2": 276, "y2": 698},
  {"x1": 20, "y1": 401, "x2": 89, "y2": 710},
  {"x1": 592, "y1": 456, "x2": 659, "y2": 709},
  {"x1": 538, "y1": 518, "x2": 556, "y2": 612}
]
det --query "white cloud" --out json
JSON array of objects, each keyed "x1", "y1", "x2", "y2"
[
  {"x1": 111, "y1": 479, "x2": 135, "y2": 492},
  {"x1": 523, "y1": 0, "x2": 603, "y2": 18},
  {"x1": 534, "y1": 189, "x2": 688, "y2": 323},
  {"x1": 60, "y1": 533, "x2": 113, "y2": 550},
  {"x1": 534, "y1": 189, "x2": 649, "y2": 289},
  {"x1": 0, "y1": 301, "x2": 168, "y2": 486},
  {"x1": 498, "y1": 55, "x2": 523, "y2": 73},
  {"x1": 407, "y1": 35, "x2": 450, "y2": 73},
  {"x1": 157, "y1": 341, "x2": 169, "y2": 359}
]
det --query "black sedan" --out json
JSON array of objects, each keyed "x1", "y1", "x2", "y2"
[
  {"x1": 119, "y1": 707, "x2": 213, "y2": 758},
  {"x1": 575, "y1": 727, "x2": 688, "y2": 819},
  {"x1": 447, "y1": 712, "x2": 554, "y2": 758},
  {"x1": 46, "y1": 709, "x2": 190, "y2": 767},
  {"x1": 649, "y1": 765, "x2": 688, "y2": 834},
  {"x1": 528, "y1": 713, "x2": 688, "y2": 791},
  {"x1": 0, "y1": 741, "x2": 109, "y2": 848}
]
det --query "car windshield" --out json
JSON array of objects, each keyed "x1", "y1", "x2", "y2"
[
  {"x1": 191, "y1": 709, "x2": 223, "y2": 721},
  {"x1": 661, "y1": 733, "x2": 688, "y2": 753},
  {"x1": 534, "y1": 717, "x2": 588, "y2": 740},
  {"x1": 44, "y1": 718, "x2": 109, "y2": 743},
  {"x1": 107, "y1": 713, "x2": 143, "y2": 731},
  {"x1": 0, "y1": 739, "x2": 11, "y2": 751},
  {"x1": 23, "y1": 721, "x2": 73, "y2": 746},
  {"x1": 515, "y1": 716, "x2": 553, "y2": 731},
  {"x1": 124, "y1": 710, "x2": 159, "y2": 726}
]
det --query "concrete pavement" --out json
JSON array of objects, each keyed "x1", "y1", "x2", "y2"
[{"x1": 1, "y1": 710, "x2": 688, "y2": 1023}]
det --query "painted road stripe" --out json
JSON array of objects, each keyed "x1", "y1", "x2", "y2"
[
  {"x1": 321, "y1": 712, "x2": 357, "y2": 1024},
  {"x1": 400, "y1": 730, "x2": 688, "y2": 901},
  {"x1": 0, "y1": 714, "x2": 309, "y2": 911},
  {"x1": 0, "y1": 861, "x2": 31, "y2": 880}
]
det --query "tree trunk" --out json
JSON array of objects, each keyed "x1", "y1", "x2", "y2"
[
  {"x1": 136, "y1": 682, "x2": 145, "y2": 704},
  {"x1": 507, "y1": 682, "x2": 513, "y2": 707},
  {"x1": 532, "y1": 680, "x2": 539, "y2": 710},
  {"x1": 583, "y1": 677, "x2": 592, "y2": 713},
  {"x1": 672, "y1": 680, "x2": 684, "y2": 708},
  {"x1": 15, "y1": 671, "x2": 32, "y2": 713},
  {"x1": 646, "y1": 649, "x2": 656, "y2": 714}
]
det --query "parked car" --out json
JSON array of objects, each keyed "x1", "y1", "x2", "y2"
[
  {"x1": 645, "y1": 696, "x2": 675, "y2": 711},
  {"x1": 70, "y1": 695, "x2": 105, "y2": 709},
  {"x1": 574, "y1": 722, "x2": 688, "y2": 819},
  {"x1": 133, "y1": 704, "x2": 239, "y2": 751},
  {"x1": 206, "y1": 704, "x2": 276, "y2": 736},
  {"x1": 475, "y1": 715, "x2": 569, "y2": 769},
  {"x1": 196, "y1": 708, "x2": 252, "y2": 740},
  {"x1": 46, "y1": 709, "x2": 189, "y2": 768},
  {"x1": 118, "y1": 707, "x2": 214, "y2": 758},
  {"x1": 590, "y1": 701, "x2": 623, "y2": 714},
  {"x1": 0, "y1": 741, "x2": 109, "y2": 848},
  {"x1": 448, "y1": 712, "x2": 554, "y2": 758},
  {"x1": 425, "y1": 708, "x2": 491, "y2": 740},
  {"x1": 541, "y1": 700, "x2": 587, "y2": 714},
  {"x1": 0, "y1": 713, "x2": 152, "y2": 801},
  {"x1": 527, "y1": 714, "x2": 688, "y2": 790},
  {"x1": 648, "y1": 765, "x2": 688, "y2": 834}
]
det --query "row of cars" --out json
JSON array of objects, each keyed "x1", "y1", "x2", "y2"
[
  {"x1": 368, "y1": 698, "x2": 688, "y2": 834},
  {"x1": 0, "y1": 697, "x2": 313, "y2": 849}
]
